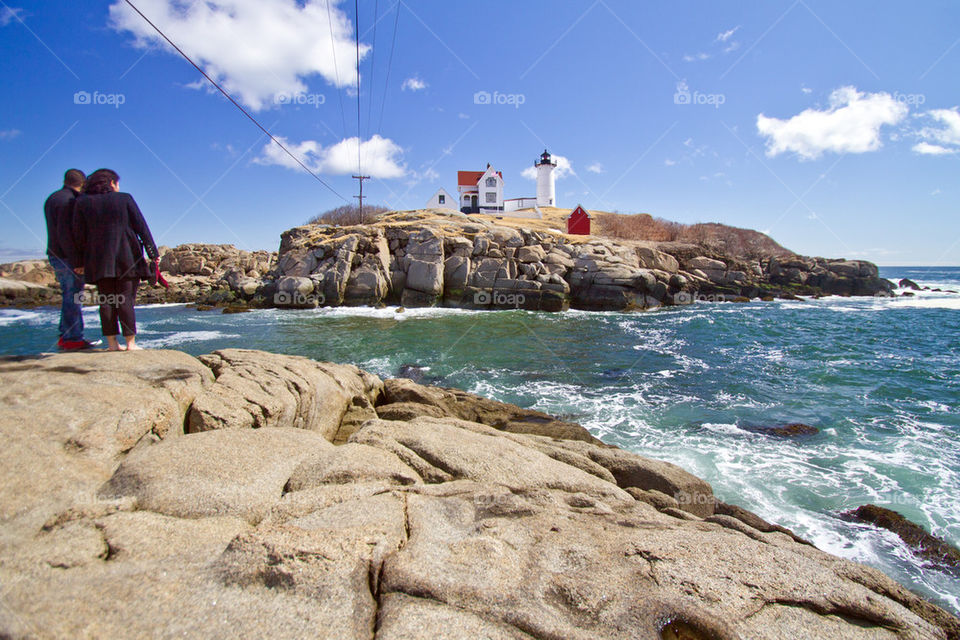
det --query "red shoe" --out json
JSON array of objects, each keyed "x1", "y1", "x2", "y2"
[{"x1": 59, "y1": 339, "x2": 98, "y2": 351}]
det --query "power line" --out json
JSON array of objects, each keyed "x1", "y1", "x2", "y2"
[
  {"x1": 365, "y1": 0, "x2": 378, "y2": 140},
  {"x1": 354, "y1": 0, "x2": 362, "y2": 176},
  {"x1": 377, "y1": 0, "x2": 401, "y2": 135},
  {"x1": 121, "y1": 0, "x2": 348, "y2": 201},
  {"x1": 325, "y1": 0, "x2": 349, "y2": 139}
]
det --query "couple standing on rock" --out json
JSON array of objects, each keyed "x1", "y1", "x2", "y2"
[{"x1": 44, "y1": 168, "x2": 162, "y2": 352}]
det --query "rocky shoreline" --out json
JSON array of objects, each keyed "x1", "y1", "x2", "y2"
[
  {"x1": 1, "y1": 209, "x2": 897, "y2": 311},
  {"x1": 1, "y1": 348, "x2": 957, "y2": 638}
]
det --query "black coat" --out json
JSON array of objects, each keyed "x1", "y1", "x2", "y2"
[
  {"x1": 75, "y1": 192, "x2": 159, "y2": 282},
  {"x1": 44, "y1": 186, "x2": 80, "y2": 265}
]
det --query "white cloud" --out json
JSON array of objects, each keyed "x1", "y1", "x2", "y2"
[
  {"x1": 664, "y1": 158, "x2": 676, "y2": 166},
  {"x1": 255, "y1": 134, "x2": 405, "y2": 179},
  {"x1": 801, "y1": 86, "x2": 813, "y2": 95},
  {"x1": 723, "y1": 41, "x2": 740, "y2": 54},
  {"x1": 912, "y1": 142, "x2": 955, "y2": 155},
  {"x1": 716, "y1": 26, "x2": 740, "y2": 42},
  {"x1": 913, "y1": 107, "x2": 960, "y2": 155},
  {"x1": 0, "y1": 129, "x2": 21, "y2": 140},
  {"x1": 401, "y1": 76, "x2": 426, "y2": 92},
  {"x1": 457, "y1": 113, "x2": 470, "y2": 119},
  {"x1": 586, "y1": 162, "x2": 604, "y2": 174},
  {"x1": 682, "y1": 52, "x2": 710, "y2": 63},
  {"x1": 521, "y1": 155, "x2": 574, "y2": 180},
  {"x1": 756, "y1": 86, "x2": 908, "y2": 160},
  {"x1": 1, "y1": 6, "x2": 23, "y2": 26},
  {"x1": 931, "y1": 188, "x2": 942, "y2": 196},
  {"x1": 109, "y1": 0, "x2": 368, "y2": 111}
]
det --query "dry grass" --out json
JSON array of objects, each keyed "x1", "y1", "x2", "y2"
[
  {"x1": 596, "y1": 213, "x2": 685, "y2": 242},
  {"x1": 307, "y1": 204, "x2": 391, "y2": 226},
  {"x1": 596, "y1": 212, "x2": 792, "y2": 258}
]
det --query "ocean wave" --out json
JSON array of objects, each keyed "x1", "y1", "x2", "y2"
[
  {"x1": 0, "y1": 309, "x2": 49, "y2": 326},
  {"x1": 136, "y1": 330, "x2": 241, "y2": 348}
]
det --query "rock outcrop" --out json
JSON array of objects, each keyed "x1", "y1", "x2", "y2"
[
  {"x1": 1, "y1": 348, "x2": 957, "y2": 639},
  {"x1": 0, "y1": 212, "x2": 895, "y2": 310},
  {"x1": 229, "y1": 210, "x2": 894, "y2": 312},
  {"x1": 0, "y1": 244, "x2": 277, "y2": 308},
  {"x1": 843, "y1": 505, "x2": 960, "y2": 573}
]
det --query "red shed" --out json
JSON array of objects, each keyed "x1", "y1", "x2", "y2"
[{"x1": 567, "y1": 205, "x2": 591, "y2": 235}]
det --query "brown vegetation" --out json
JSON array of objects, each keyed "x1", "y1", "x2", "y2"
[
  {"x1": 307, "y1": 203, "x2": 391, "y2": 226},
  {"x1": 596, "y1": 212, "x2": 792, "y2": 259}
]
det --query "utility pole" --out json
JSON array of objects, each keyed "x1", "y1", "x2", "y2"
[{"x1": 352, "y1": 175, "x2": 370, "y2": 223}]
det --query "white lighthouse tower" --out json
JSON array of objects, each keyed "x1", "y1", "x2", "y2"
[{"x1": 535, "y1": 149, "x2": 557, "y2": 207}]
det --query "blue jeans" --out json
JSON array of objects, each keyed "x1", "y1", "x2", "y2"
[{"x1": 49, "y1": 255, "x2": 85, "y2": 342}]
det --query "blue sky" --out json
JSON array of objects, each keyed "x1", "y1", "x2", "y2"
[{"x1": 1, "y1": 1, "x2": 958, "y2": 265}]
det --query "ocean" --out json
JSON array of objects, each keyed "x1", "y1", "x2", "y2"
[{"x1": 1, "y1": 266, "x2": 958, "y2": 614}]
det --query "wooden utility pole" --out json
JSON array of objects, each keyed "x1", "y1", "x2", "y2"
[{"x1": 352, "y1": 175, "x2": 370, "y2": 223}]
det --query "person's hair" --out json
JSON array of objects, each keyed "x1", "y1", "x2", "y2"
[
  {"x1": 63, "y1": 168, "x2": 85, "y2": 189},
  {"x1": 83, "y1": 168, "x2": 120, "y2": 195}
]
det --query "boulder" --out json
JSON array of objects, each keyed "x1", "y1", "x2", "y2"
[
  {"x1": 187, "y1": 349, "x2": 383, "y2": 441},
  {"x1": 899, "y1": 278, "x2": 921, "y2": 291},
  {"x1": 350, "y1": 417, "x2": 631, "y2": 501},
  {"x1": 843, "y1": 505, "x2": 960, "y2": 572},
  {"x1": 381, "y1": 377, "x2": 599, "y2": 443},
  {"x1": 688, "y1": 256, "x2": 726, "y2": 272},
  {"x1": 405, "y1": 258, "x2": 443, "y2": 295}
]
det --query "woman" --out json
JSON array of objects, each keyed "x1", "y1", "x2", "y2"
[{"x1": 74, "y1": 169, "x2": 159, "y2": 351}]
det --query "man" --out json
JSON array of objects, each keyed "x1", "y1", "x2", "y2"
[{"x1": 44, "y1": 168, "x2": 95, "y2": 350}]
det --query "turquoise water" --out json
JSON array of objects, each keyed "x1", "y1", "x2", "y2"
[{"x1": 1, "y1": 266, "x2": 958, "y2": 613}]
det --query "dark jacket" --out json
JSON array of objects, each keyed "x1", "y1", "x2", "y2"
[
  {"x1": 75, "y1": 192, "x2": 159, "y2": 282},
  {"x1": 44, "y1": 186, "x2": 80, "y2": 264}
]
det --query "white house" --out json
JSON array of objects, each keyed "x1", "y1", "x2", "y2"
[
  {"x1": 439, "y1": 150, "x2": 559, "y2": 217},
  {"x1": 458, "y1": 165, "x2": 504, "y2": 214},
  {"x1": 425, "y1": 187, "x2": 457, "y2": 211}
]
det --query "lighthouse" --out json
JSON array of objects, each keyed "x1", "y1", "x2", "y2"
[{"x1": 535, "y1": 149, "x2": 557, "y2": 207}]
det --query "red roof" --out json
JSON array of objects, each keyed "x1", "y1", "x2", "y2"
[{"x1": 457, "y1": 169, "x2": 503, "y2": 187}]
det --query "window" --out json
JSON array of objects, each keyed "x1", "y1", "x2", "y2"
[
  {"x1": 438, "y1": 195, "x2": 445, "y2": 204},
  {"x1": 485, "y1": 177, "x2": 497, "y2": 188},
  {"x1": 485, "y1": 192, "x2": 497, "y2": 204}
]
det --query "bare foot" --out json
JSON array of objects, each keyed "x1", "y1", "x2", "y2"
[
  {"x1": 105, "y1": 336, "x2": 125, "y2": 351},
  {"x1": 125, "y1": 336, "x2": 143, "y2": 351}
]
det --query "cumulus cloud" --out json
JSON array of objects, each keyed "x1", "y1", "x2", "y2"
[
  {"x1": 401, "y1": 76, "x2": 426, "y2": 92},
  {"x1": 109, "y1": 0, "x2": 368, "y2": 111},
  {"x1": 912, "y1": 107, "x2": 960, "y2": 155},
  {"x1": 756, "y1": 86, "x2": 908, "y2": 160},
  {"x1": 586, "y1": 163, "x2": 604, "y2": 174},
  {"x1": 255, "y1": 134, "x2": 405, "y2": 179},
  {"x1": 521, "y1": 155, "x2": 574, "y2": 180}
]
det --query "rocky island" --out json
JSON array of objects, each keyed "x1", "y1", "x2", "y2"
[
  {"x1": 1, "y1": 208, "x2": 894, "y2": 311},
  {"x1": 1, "y1": 348, "x2": 958, "y2": 639}
]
